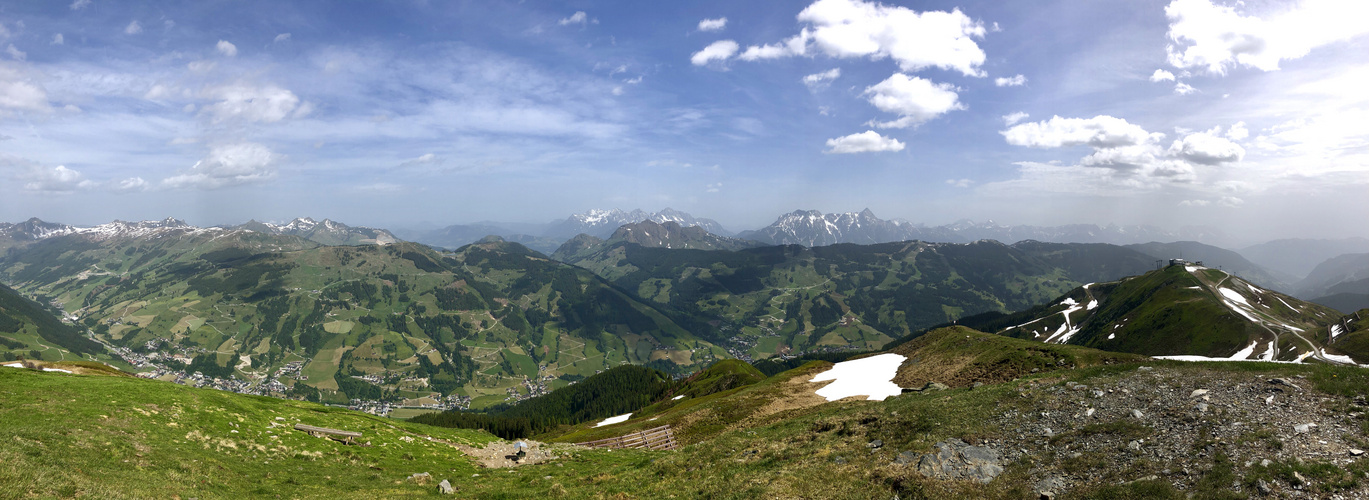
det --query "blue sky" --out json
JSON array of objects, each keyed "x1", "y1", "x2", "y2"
[{"x1": 1, "y1": 0, "x2": 1367, "y2": 243}]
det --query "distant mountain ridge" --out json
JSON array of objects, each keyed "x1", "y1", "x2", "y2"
[
  {"x1": 543, "y1": 208, "x2": 731, "y2": 240},
  {"x1": 234, "y1": 217, "x2": 398, "y2": 246},
  {"x1": 734, "y1": 209, "x2": 1232, "y2": 248},
  {"x1": 552, "y1": 220, "x2": 762, "y2": 262},
  {"x1": 0, "y1": 217, "x2": 396, "y2": 249}
]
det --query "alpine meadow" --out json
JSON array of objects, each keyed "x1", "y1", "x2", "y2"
[{"x1": 3, "y1": 0, "x2": 1369, "y2": 498}]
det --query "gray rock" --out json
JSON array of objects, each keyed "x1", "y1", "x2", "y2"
[
  {"x1": 1131, "y1": 409, "x2": 1144, "y2": 419},
  {"x1": 407, "y1": 472, "x2": 432, "y2": 485},
  {"x1": 1196, "y1": 403, "x2": 1209, "y2": 412},
  {"x1": 1269, "y1": 378, "x2": 1301, "y2": 390},
  {"x1": 438, "y1": 479, "x2": 454, "y2": 495},
  {"x1": 1294, "y1": 423, "x2": 1317, "y2": 433},
  {"x1": 922, "y1": 382, "x2": 950, "y2": 391},
  {"x1": 834, "y1": 456, "x2": 847, "y2": 465},
  {"x1": 1128, "y1": 440, "x2": 1142, "y2": 451},
  {"x1": 1256, "y1": 478, "x2": 1272, "y2": 495},
  {"x1": 1351, "y1": 449, "x2": 1365, "y2": 456},
  {"x1": 1138, "y1": 366, "x2": 1154, "y2": 371},
  {"x1": 1071, "y1": 384, "x2": 1088, "y2": 391},
  {"x1": 914, "y1": 439, "x2": 1004, "y2": 484},
  {"x1": 894, "y1": 451, "x2": 918, "y2": 465},
  {"x1": 1190, "y1": 389, "x2": 1209, "y2": 397},
  {"x1": 868, "y1": 439, "x2": 883, "y2": 449},
  {"x1": 1035, "y1": 476, "x2": 1066, "y2": 500}
]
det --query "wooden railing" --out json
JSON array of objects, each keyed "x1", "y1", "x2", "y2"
[{"x1": 574, "y1": 425, "x2": 678, "y2": 451}]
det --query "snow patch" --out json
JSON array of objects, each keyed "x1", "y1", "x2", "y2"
[
  {"x1": 595, "y1": 413, "x2": 632, "y2": 427},
  {"x1": 2, "y1": 362, "x2": 23, "y2": 368},
  {"x1": 42, "y1": 368, "x2": 72, "y2": 373},
  {"x1": 1086, "y1": 300, "x2": 1099, "y2": 311},
  {"x1": 1228, "y1": 341, "x2": 1259, "y2": 360},
  {"x1": 671, "y1": 395, "x2": 684, "y2": 401},
  {"x1": 1185, "y1": 266, "x2": 1199, "y2": 273},
  {"x1": 1060, "y1": 297, "x2": 1078, "y2": 306},
  {"x1": 809, "y1": 353, "x2": 907, "y2": 402},
  {"x1": 1107, "y1": 333, "x2": 1115, "y2": 340},
  {"x1": 1331, "y1": 324, "x2": 1345, "y2": 340}
]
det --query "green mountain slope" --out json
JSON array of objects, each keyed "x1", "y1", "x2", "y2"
[
  {"x1": 998, "y1": 263, "x2": 1346, "y2": 361},
  {"x1": 1, "y1": 231, "x2": 720, "y2": 409},
  {"x1": 0, "y1": 283, "x2": 104, "y2": 361},
  {"x1": 1125, "y1": 240, "x2": 1293, "y2": 291},
  {"x1": 11, "y1": 325, "x2": 1369, "y2": 498},
  {"x1": 551, "y1": 220, "x2": 763, "y2": 262},
  {"x1": 558, "y1": 239, "x2": 1158, "y2": 360}
]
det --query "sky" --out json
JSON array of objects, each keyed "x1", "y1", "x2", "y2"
[{"x1": 1, "y1": 0, "x2": 1367, "y2": 244}]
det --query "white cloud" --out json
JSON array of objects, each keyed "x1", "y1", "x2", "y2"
[
  {"x1": 691, "y1": 40, "x2": 739, "y2": 66},
  {"x1": 732, "y1": 0, "x2": 987, "y2": 76},
  {"x1": 559, "y1": 11, "x2": 592, "y2": 26},
  {"x1": 1165, "y1": 0, "x2": 1369, "y2": 74},
  {"x1": 1178, "y1": 199, "x2": 1211, "y2": 207},
  {"x1": 0, "y1": 64, "x2": 50, "y2": 112},
  {"x1": 862, "y1": 73, "x2": 964, "y2": 128},
  {"x1": 202, "y1": 84, "x2": 303, "y2": 123},
  {"x1": 1226, "y1": 121, "x2": 1249, "y2": 141},
  {"x1": 945, "y1": 178, "x2": 973, "y2": 188},
  {"x1": 273, "y1": 33, "x2": 291, "y2": 43},
  {"x1": 51, "y1": 33, "x2": 64, "y2": 45},
  {"x1": 398, "y1": 153, "x2": 439, "y2": 168},
  {"x1": 4, "y1": 44, "x2": 24, "y2": 61},
  {"x1": 216, "y1": 40, "x2": 237, "y2": 57},
  {"x1": 1001, "y1": 115, "x2": 1158, "y2": 148},
  {"x1": 187, "y1": 60, "x2": 217, "y2": 73},
  {"x1": 113, "y1": 177, "x2": 148, "y2": 192},
  {"x1": 1149, "y1": 69, "x2": 1176, "y2": 82},
  {"x1": 1174, "y1": 82, "x2": 1197, "y2": 95},
  {"x1": 1002, "y1": 111, "x2": 1029, "y2": 126},
  {"x1": 23, "y1": 165, "x2": 94, "y2": 192},
  {"x1": 611, "y1": 86, "x2": 624, "y2": 96},
  {"x1": 69, "y1": 0, "x2": 91, "y2": 10},
  {"x1": 801, "y1": 68, "x2": 841, "y2": 89},
  {"x1": 125, "y1": 20, "x2": 142, "y2": 35},
  {"x1": 994, "y1": 74, "x2": 1026, "y2": 87},
  {"x1": 824, "y1": 130, "x2": 905, "y2": 153},
  {"x1": 1001, "y1": 116, "x2": 1250, "y2": 189},
  {"x1": 1169, "y1": 128, "x2": 1244, "y2": 165},
  {"x1": 1218, "y1": 196, "x2": 1244, "y2": 207},
  {"x1": 706, "y1": 182, "x2": 722, "y2": 193},
  {"x1": 162, "y1": 143, "x2": 276, "y2": 189},
  {"x1": 698, "y1": 18, "x2": 727, "y2": 32}
]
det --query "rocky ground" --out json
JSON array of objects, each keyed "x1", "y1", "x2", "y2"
[{"x1": 901, "y1": 365, "x2": 1369, "y2": 498}]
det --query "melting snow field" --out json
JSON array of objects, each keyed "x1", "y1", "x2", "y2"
[
  {"x1": 671, "y1": 395, "x2": 685, "y2": 401},
  {"x1": 595, "y1": 413, "x2": 632, "y2": 427},
  {"x1": 0, "y1": 362, "x2": 71, "y2": 373},
  {"x1": 810, "y1": 353, "x2": 907, "y2": 402}
]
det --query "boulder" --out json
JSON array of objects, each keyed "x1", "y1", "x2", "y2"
[
  {"x1": 407, "y1": 472, "x2": 432, "y2": 485},
  {"x1": 438, "y1": 479, "x2": 454, "y2": 495},
  {"x1": 914, "y1": 439, "x2": 1004, "y2": 484}
]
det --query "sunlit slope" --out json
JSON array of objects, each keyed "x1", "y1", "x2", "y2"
[
  {"x1": 0, "y1": 283, "x2": 105, "y2": 362},
  {"x1": 557, "y1": 239, "x2": 1158, "y2": 359},
  {"x1": 1, "y1": 231, "x2": 722, "y2": 407},
  {"x1": 998, "y1": 264, "x2": 1346, "y2": 362}
]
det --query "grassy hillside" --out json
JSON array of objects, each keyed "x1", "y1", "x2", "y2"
[
  {"x1": 1, "y1": 232, "x2": 719, "y2": 409},
  {"x1": 0, "y1": 283, "x2": 103, "y2": 362},
  {"x1": 558, "y1": 239, "x2": 1157, "y2": 361},
  {"x1": 9, "y1": 328, "x2": 1369, "y2": 498},
  {"x1": 999, "y1": 265, "x2": 1344, "y2": 361}
]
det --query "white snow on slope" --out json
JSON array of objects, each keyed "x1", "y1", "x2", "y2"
[
  {"x1": 1331, "y1": 324, "x2": 1345, "y2": 340},
  {"x1": 1087, "y1": 300, "x2": 1099, "y2": 310},
  {"x1": 1044, "y1": 298, "x2": 1085, "y2": 344},
  {"x1": 1228, "y1": 341, "x2": 1259, "y2": 360},
  {"x1": 810, "y1": 353, "x2": 907, "y2": 402},
  {"x1": 2, "y1": 362, "x2": 22, "y2": 368},
  {"x1": 595, "y1": 413, "x2": 632, "y2": 427},
  {"x1": 1218, "y1": 288, "x2": 1261, "y2": 322},
  {"x1": 671, "y1": 395, "x2": 684, "y2": 401}
]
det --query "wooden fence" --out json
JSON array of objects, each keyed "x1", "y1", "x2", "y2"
[{"x1": 574, "y1": 425, "x2": 678, "y2": 451}]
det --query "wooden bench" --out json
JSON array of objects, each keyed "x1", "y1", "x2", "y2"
[{"x1": 294, "y1": 424, "x2": 363, "y2": 444}]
